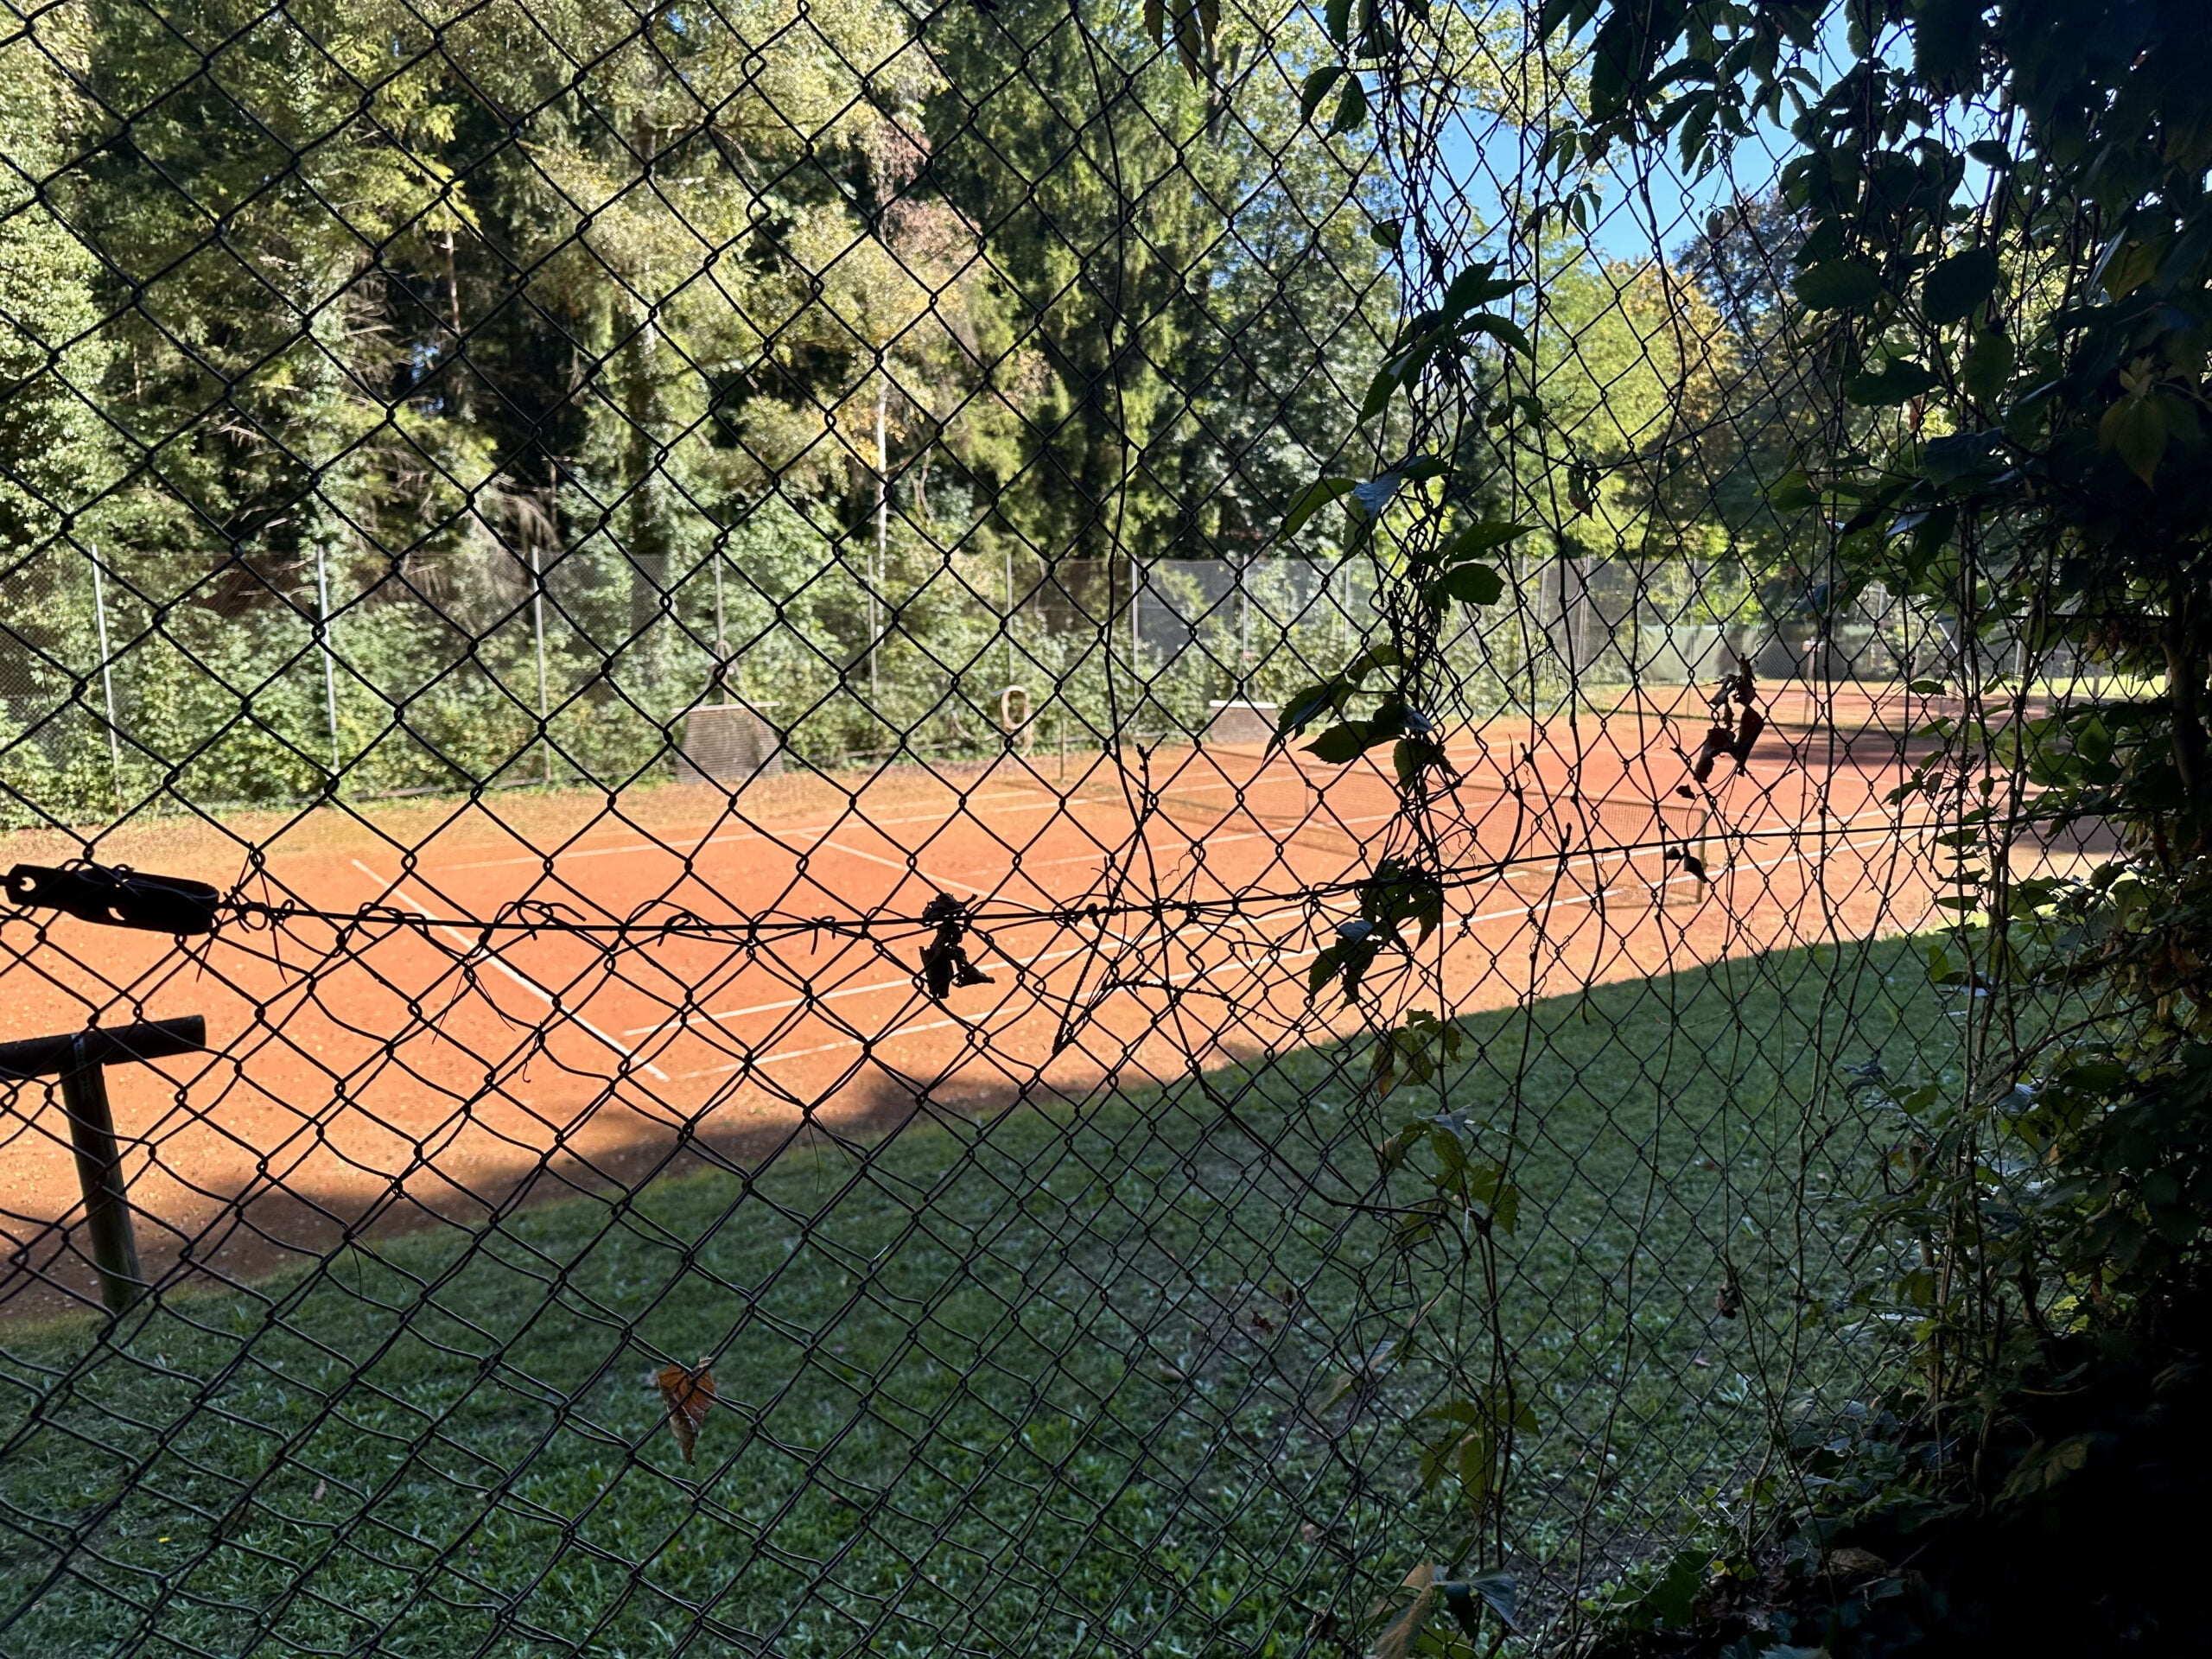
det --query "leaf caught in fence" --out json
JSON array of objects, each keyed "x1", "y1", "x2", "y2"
[
  {"x1": 1732, "y1": 708, "x2": 1765, "y2": 763},
  {"x1": 1714, "y1": 1261, "x2": 1741, "y2": 1319},
  {"x1": 1691, "y1": 724, "x2": 1735, "y2": 783},
  {"x1": 1366, "y1": 1564, "x2": 1438, "y2": 1659},
  {"x1": 658, "y1": 1358, "x2": 716, "y2": 1465}
]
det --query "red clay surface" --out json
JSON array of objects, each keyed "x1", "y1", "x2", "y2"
[{"x1": 0, "y1": 685, "x2": 1962, "y2": 1313}]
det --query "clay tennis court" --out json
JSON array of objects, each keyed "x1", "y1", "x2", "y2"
[{"x1": 0, "y1": 686, "x2": 1960, "y2": 1310}]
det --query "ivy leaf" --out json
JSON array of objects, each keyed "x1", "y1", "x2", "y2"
[
  {"x1": 1535, "y1": 0, "x2": 1596, "y2": 42},
  {"x1": 1370, "y1": 218, "x2": 1403, "y2": 250},
  {"x1": 1440, "y1": 1580, "x2": 1486, "y2": 1642},
  {"x1": 1276, "y1": 682, "x2": 1341, "y2": 739},
  {"x1": 1911, "y1": 0, "x2": 1981, "y2": 86},
  {"x1": 1846, "y1": 358, "x2": 1937, "y2": 405},
  {"x1": 1586, "y1": 2, "x2": 1647, "y2": 122},
  {"x1": 1330, "y1": 76, "x2": 1368, "y2": 133},
  {"x1": 1923, "y1": 429, "x2": 2004, "y2": 486},
  {"x1": 1298, "y1": 64, "x2": 1344, "y2": 121},
  {"x1": 1393, "y1": 735, "x2": 1449, "y2": 785},
  {"x1": 1440, "y1": 264, "x2": 1519, "y2": 314},
  {"x1": 1793, "y1": 259, "x2": 1883, "y2": 310},
  {"x1": 1341, "y1": 640, "x2": 1402, "y2": 681},
  {"x1": 1372, "y1": 1008, "x2": 1462, "y2": 1097},
  {"x1": 1961, "y1": 325, "x2": 2015, "y2": 404},
  {"x1": 1768, "y1": 467, "x2": 1819, "y2": 511},
  {"x1": 1435, "y1": 562, "x2": 1504, "y2": 606},
  {"x1": 1465, "y1": 1567, "x2": 1521, "y2": 1631},
  {"x1": 1306, "y1": 941, "x2": 1348, "y2": 996},
  {"x1": 2097, "y1": 238, "x2": 2163, "y2": 300},
  {"x1": 2099, "y1": 396, "x2": 2167, "y2": 486},
  {"x1": 1307, "y1": 934, "x2": 1381, "y2": 1002},
  {"x1": 1462, "y1": 312, "x2": 1533, "y2": 355},
  {"x1": 1303, "y1": 721, "x2": 1376, "y2": 764},
  {"x1": 1370, "y1": 1566, "x2": 1439, "y2": 1659},
  {"x1": 1441, "y1": 519, "x2": 1532, "y2": 563},
  {"x1": 1923, "y1": 247, "x2": 1999, "y2": 323},
  {"x1": 1357, "y1": 362, "x2": 1398, "y2": 422},
  {"x1": 1277, "y1": 476, "x2": 1357, "y2": 540},
  {"x1": 1170, "y1": 0, "x2": 1206, "y2": 79}
]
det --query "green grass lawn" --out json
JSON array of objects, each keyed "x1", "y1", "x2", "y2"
[{"x1": 0, "y1": 934, "x2": 1951, "y2": 1658}]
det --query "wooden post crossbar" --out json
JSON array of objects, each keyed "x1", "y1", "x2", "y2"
[{"x1": 0, "y1": 1015, "x2": 205, "y2": 1314}]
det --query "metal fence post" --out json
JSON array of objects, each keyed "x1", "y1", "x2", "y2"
[
  {"x1": 315, "y1": 544, "x2": 341, "y2": 784},
  {"x1": 89, "y1": 547, "x2": 125, "y2": 817}
]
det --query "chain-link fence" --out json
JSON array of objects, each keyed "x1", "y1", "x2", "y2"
[{"x1": 0, "y1": 0, "x2": 1995, "y2": 1650}]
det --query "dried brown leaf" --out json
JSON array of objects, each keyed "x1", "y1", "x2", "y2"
[
  {"x1": 658, "y1": 1357, "x2": 715, "y2": 1464},
  {"x1": 1732, "y1": 707, "x2": 1766, "y2": 763},
  {"x1": 1691, "y1": 722, "x2": 1735, "y2": 784},
  {"x1": 1370, "y1": 1563, "x2": 1438, "y2": 1659}
]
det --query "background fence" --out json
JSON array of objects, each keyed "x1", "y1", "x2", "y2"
[{"x1": 0, "y1": 0, "x2": 1999, "y2": 1651}]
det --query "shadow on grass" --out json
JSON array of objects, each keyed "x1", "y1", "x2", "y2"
[{"x1": 0, "y1": 932, "x2": 1948, "y2": 1657}]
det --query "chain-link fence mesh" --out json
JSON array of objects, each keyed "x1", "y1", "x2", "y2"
[{"x1": 0, "y1": 0, "x2": 2008, "y2": 1649}]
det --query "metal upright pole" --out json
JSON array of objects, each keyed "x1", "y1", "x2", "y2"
[
  {"x1": 873, "y1": 369, "x2": 887, "y2": 714},
  {"x1": 315, "y1": 547, "x2": 340, "y2": 783},
  {"x1": 1128, "y1": 553, "x2": 1140, "y2": 738},
  {"x1": 712, "y1": 543, "x2": 728, "y2": 696},
  {"x1": 531, "y1": 545, "x2": 552, "y2": 786},
  {"x1": 88, "y1": 549, "x2": 124, "y2": 814},
  {"x1": 1239, "y1": 553, "x2": 1250, "y2": 695}
]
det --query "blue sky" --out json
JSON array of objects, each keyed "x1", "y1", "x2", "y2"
[{"x1": 1418, "y1": 111, "x2": 1803, "y2": 278}]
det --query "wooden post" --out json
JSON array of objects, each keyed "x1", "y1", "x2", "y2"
[
  {"x1": 0, "y1": 1015, "x2": 204, "y2": 1317},
  {"x1": 61, "y1": 1039, "x2": 143, "y2": 1313}
]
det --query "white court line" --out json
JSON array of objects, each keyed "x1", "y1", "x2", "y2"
[
  {"x1": 934, "y1": 810, "x2": 1386, "y2": 886},
  {"x1": 430, "y1": 728, "x2": 1888, "y2": 877},
  {"x1": 430, "y1": 753, "x2": 1818, "y2": 884},
  {"x1": 429, "y1": 754, "x2": 1347, "y2": 878},
  {"x1": 814, "y1": 839, "x2": 985, "y2": 898},
  {"x1": 673, "y1": 826, "x2": 1921, "y2": 1079},
  {"x1": 632, "y1": 811, "x2": 1915, "y2": 1040},
  {"x1": 1452, "y1": 826, "x2": 1915, "y2": 931},
  {"x1": 632, "y1": 905, "x2": 1309, "y2": 1039},
  {"x1": 677, "y1": 931, "x2": 1308, "y2": 1081},
  {"x1": 705, "y1": 1014, "x2": 966, "y2": 1074},
  {"x1": 439, "y1": 779, "x2": 1268, "y2": 876},
  {"x1": 351, "y1": 858, "x2": 671, "y2": 1081},
  {"x1": 441, "y1": 798, "x2": 1059, "y2": 873}
]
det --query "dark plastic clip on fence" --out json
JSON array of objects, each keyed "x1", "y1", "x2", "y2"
[
  {"x1": 0, "y1": 1017, "x2": 206, "y2": 1313},
  {"x1": 3, "y1": 863, "x2": 222, "y2": 936}
]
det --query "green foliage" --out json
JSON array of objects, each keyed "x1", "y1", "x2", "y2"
[
  {"x1": 0, "y1": 0, "x2": 1395, "y2": 826},
  {"x1": 1236, "y1": 0, "x2": 2212, "y2": 1637},
  {"x1": 1526, "y1": 0, "x2": 2212, "y2": 1643}
]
